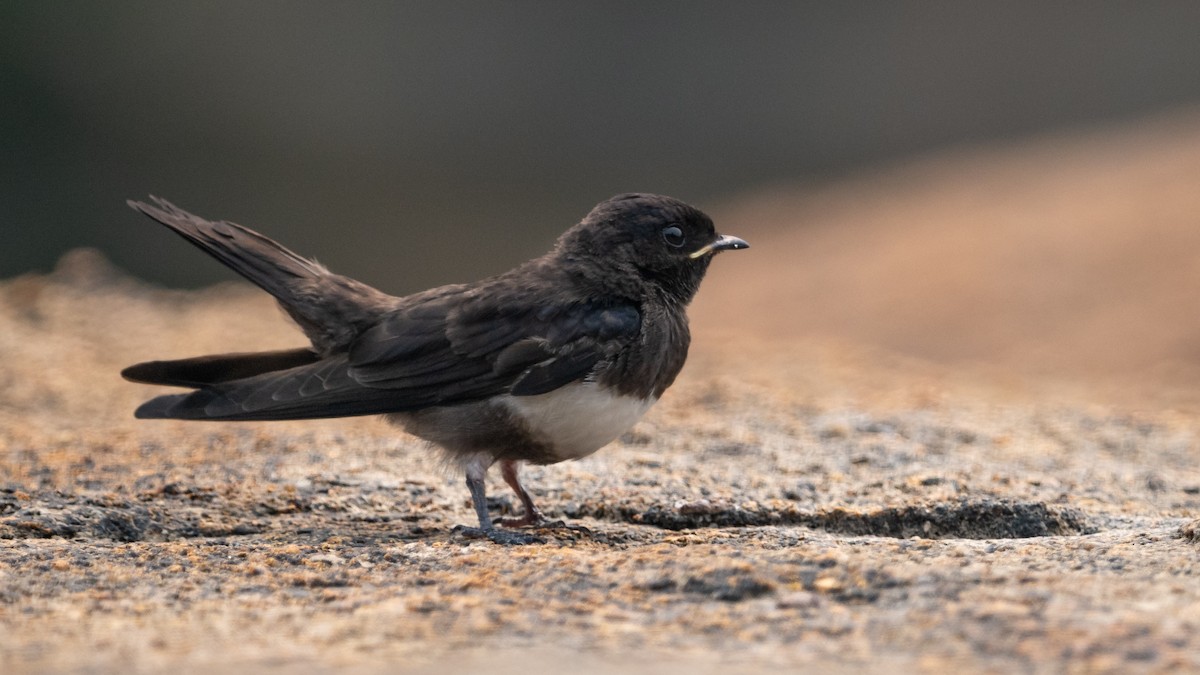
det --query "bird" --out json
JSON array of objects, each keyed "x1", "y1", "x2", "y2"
[{"x1": 122, "y1": 193, "x2": 748, "y2": 543}]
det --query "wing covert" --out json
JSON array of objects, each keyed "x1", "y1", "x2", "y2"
[{"x1": 347, "y1": 297, "x2": 641, "y2": 403}]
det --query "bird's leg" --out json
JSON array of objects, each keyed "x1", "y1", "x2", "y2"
[
  {"x1": 454, "y1": 456, "x2": 543, "y2": 545},
  {"x1": 465, "y1": 459, "x2": 494, "y2": 531},
  {"x1": 496, "y1": 460, "x2": 547, "y2": 528},
  {"x1": 496, "y1": 460, "x2": 591, "y2": 535}
]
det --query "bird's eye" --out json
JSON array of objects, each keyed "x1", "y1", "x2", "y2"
[{"x1": 661, "y1": 226, "x2": 685, "y2": 248}]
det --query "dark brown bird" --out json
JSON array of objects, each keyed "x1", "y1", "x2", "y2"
[{"x1": 122, "y1": 194, "x2": 747, "y2": 543}]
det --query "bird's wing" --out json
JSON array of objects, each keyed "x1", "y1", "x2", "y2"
[
  {"x1": 122, "y1": 348, "x2": 320, "y2": 387},
  {"x1": 134, "y1": 292, "x2": 642, "y2": 421},
  {"x1": 349, "y1": 292, "x2": 643, "y2": 398}
]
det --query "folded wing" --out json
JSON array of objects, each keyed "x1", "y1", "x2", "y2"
[{"x1": 134, "y1": 291, "x2": 641, "y2": 421}]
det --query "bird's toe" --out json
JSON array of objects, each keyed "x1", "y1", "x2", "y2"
[{"x1": 451, "y1": 524, "x2": 545, "y2": 546}]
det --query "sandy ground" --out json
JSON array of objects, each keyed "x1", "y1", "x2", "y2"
[{"x1": 4, "y1": 113, "x2": 1200, "y2": 673}]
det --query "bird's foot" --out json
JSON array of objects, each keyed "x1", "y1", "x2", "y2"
[
  {"x1": 537, "y1": 519, "x2": 593, "y2": 536},
  {"x1": 496, "y1": 510, "x2": 548, "y2": 529},
  {"x1": 452, "y1": 525, "x2": 545, "y2": 546},
  {"x1": 498, "y1": 513, "x2": 592, "y2": 536}
]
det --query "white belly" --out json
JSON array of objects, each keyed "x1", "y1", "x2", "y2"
[{"x1": 500, "y1": 382, "x2": 656, "y2": 460}]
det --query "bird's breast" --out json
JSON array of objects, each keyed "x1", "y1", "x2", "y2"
[{"x1": 500, "y1": 382, "x2": 656, "y2": 462}]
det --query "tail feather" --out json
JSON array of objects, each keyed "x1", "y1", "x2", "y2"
[
  {"x1": 127, "y1": 197, "x2": 324, "y2": 304},
  {"x1": 128, "y1": 197, "x2": 396, "y2": 352},
  {"x1": 121, "y1": 348, "x2": 319, "y2": 387}
]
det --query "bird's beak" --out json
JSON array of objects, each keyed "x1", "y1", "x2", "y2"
[{"x1": 689, "y1": 234, "x2": 749, "y2": 259}]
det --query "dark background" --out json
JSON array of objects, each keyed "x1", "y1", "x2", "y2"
[{"x1": 5, "y1": 2, "x2": 1200, "y2": 293}]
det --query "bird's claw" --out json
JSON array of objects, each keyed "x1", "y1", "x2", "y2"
[
  {"x1": 496, "y1": 512, "x2": 547, "y2": 529},
  {"x1": 538, "y1": 519, "x2": 593, "y2": 536},
  {"x1": 496, "y1": 516, "x2": 593, "y2": 536},
  {"x1": 452, "y1": 525, "x2": 545, "y2": 546}
]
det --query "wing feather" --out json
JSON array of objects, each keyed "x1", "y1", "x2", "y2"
[{"x1": 137, "y1": 293, "x2": 642, "y2": 421}]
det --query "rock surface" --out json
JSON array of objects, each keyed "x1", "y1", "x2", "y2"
[{"x1": 4, "y1": 115, "x2": 1200, "y2": 672}]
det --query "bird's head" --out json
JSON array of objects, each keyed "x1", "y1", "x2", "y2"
[{"x1": 556, "y1": 193, "x2": 748, "y2": 304}]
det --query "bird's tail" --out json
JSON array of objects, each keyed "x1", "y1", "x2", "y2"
[
  {"x1": 128, "y1": 197, "x2": 396, "y2": 352},
  {"x1": 128, "y1": 197, "x2": 327, "y2": 303}
]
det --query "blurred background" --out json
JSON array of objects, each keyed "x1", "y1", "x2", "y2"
[{"x1": 6, "y1": 2, "x2": 1200, "y2": 381}]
